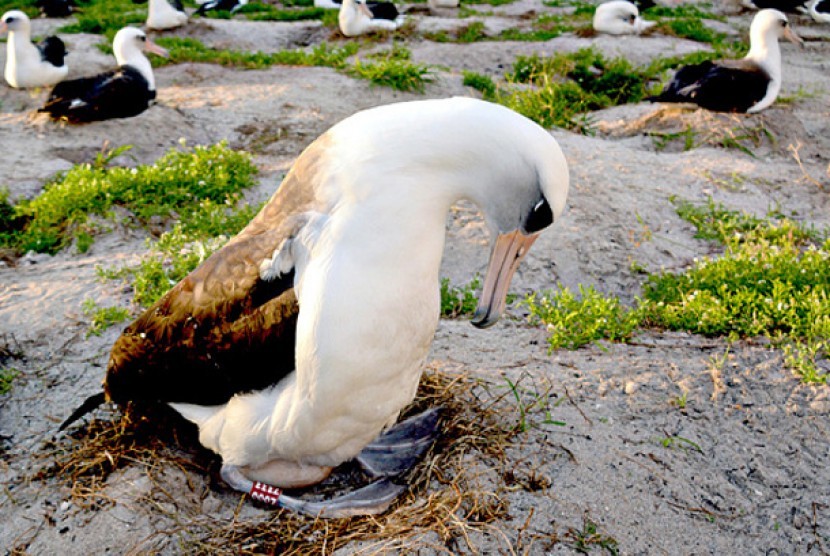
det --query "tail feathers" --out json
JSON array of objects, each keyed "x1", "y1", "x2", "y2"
[{"x1": 59, "y1": 391, "x2": 106, "y2": 431}]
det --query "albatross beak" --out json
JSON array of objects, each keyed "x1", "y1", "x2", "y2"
[
  {"x1": 0, "y1": 22, "x2": 7, "y2": 34},
  {"x1": 784, "y1": 25, "x2": 804, "y2": 47},
  {"x1": 144, "y1": 38, "x2": 170, "y2": 58},
  {"x1": 471, "y1": 229, "x2": 539, "y2": 329}
]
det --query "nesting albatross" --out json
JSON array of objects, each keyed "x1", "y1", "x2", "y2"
[
  {"x1": 39, "y1": 27, "x2": 168, "y2": 123},
  {"x1": 648, "y1": 9, "x2": 802, "y2": 113},
  {"x1": 1, "y1": 10, "x2": 68, "y2": 89},
  {"x1": 593, "y1": 0, "x2": 655, "y2": 35},
  {"x1": 60, "y1": 97, "x2": 570, "y2": 517},
  {"x1": 339, "y1": 0, "x2": 403, "y2": 37}
]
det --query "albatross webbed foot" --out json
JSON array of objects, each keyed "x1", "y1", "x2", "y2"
[
  {"x1": 219, "y1": 407, "x2": 441, "y2": 518},
  {"x1": 220, "y1": 463, "x2": 405, "y2": 518},
  {"x1": 356, "y1": 407, "x2": 442, "y2": 478}
]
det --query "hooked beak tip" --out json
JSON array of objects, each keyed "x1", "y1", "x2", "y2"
[{"x1": 470, "y1": 308, "x2": 499, "y2": 329}]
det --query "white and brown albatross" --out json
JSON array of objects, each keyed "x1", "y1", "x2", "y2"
[
  {"x1": 61, "y1": 97, "x2": 569, "y2": 517},
  {"x1": 647, "y1": 9, "x2": 802, "y2": 113},
  {"x1": 39, "y1": 27, "x2": 168, "y2": 123},
  {"x1": 1, "y1": 10, "x2": 68, "y2": 89}
]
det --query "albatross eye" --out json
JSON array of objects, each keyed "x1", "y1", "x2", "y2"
[{"x1": 523, "y1": 198, "x2": 553, "y2": 234}]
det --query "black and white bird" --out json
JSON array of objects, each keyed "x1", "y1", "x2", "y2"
[
  {"x1": 648, "y1": 9, "x2": 802, "y2": 113},
  {"x1": 147, "y1": 0, "x2": 188, "y2": 30},
  {"x1": 316, "y1": 0, "x2": 401, "y2": 18},
  {"x1": 39, "y1": 27, "x2": 168, "y2": 123},
  {"x1": 59, "y1": 97, "x2": 570, "y2": 517},
  {"x1": 35, "y1": 0, "x2": 77, "y2": 18},
  {"x1": 593, "y1": 1, "x2": 656, "y2": 35},
  {"x1": 740, "y1": 0, "x2": 809, "y2": 13},
  {"x1": 809, "y1": 0, "x2": 830, "y2": 21},
  {"x1": 193, "y1": 0, "x2": 248, "y2": 16},
  {"x1": 1, "y1": 10, "x2": 68, "y2": 89},
  {"x1": 338, "y1": 0, "x2": 403, "y2": 36}
]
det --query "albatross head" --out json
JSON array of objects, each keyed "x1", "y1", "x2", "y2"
[
  {"x1": 112, "y1": 27, "x2": 169, "y2": 90},
  {"x1": 0, "y1": 10, "x2": 31, "y2": 36},
  {"x1": 464, "y1": 107, "x2": 569, "y2": 328},
  {"x1": 749, "y1": 9, "x2": 803, "y2": 52}
]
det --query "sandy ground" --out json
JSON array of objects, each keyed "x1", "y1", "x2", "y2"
[{"x1": 1, "y1": 1, "x2": 830, "y2": 553}]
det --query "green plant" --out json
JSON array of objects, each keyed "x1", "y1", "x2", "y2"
[
  {"x1": 658, "y1": 435, "x2": 703, "y2": 453},
  {"x1": 462, "y1": 71, "x2": 496, "y2": 97},
  {"x1": 152, "y1": 38, "x2": 359, "y2": 70},
  {"x1": 1, "y1": 142, "x2": 257, "y2": 255},
  {"x1": 524, "y1": 285, "x2": 642, "y2": 350},
  {"x1": 349, "y1": 47, "x2": 435, "y2": 92},
  {"x1": 0, "y1": 367, "x2": 18, "y2": 395},
  {"x1": 232, "y1": 2, "x2": 326, "y2": 21},
  {"x1": 440, "y1": 276, "x2": 481, "y2": 318},
  {"x1": 58, "y1": 0, "x2": 145, "y2": 34},
  {"x1": 82, "y1": 299, "x2": 131, "y2": 337},
  {"x1": 565, "y1": 517, "x2": 619, "y2": 555}
]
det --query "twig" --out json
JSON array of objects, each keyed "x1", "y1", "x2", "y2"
[
  {"x1": 563, "y1": 385, "x2": 592, "y2": 426},
  {"x1": 788, "y1": 141, "x2": 825, "y2": 189}
]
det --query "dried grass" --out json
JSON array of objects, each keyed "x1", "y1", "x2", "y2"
[{"x1": 34, "y1": 366, "x2": 524, "y2": 554}]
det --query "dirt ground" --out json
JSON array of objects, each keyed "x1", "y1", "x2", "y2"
[{"x1": 1, "y1": 1, "x2": 830, "y2": 553}]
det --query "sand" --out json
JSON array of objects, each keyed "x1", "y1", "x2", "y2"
[{"x1": 1, "y1": 2, "x2": 830, "y2": 553}]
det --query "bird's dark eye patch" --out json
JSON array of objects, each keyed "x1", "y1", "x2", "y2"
[
  {"x1": 6, "y1": 17, "x2": 15, "y2": 22},
  {"x1": 139, "y1": 35, "x2": 147, "y2": 41},
  {"x1": 523, "y1": 198, "x2": 553, "y2": 234}
]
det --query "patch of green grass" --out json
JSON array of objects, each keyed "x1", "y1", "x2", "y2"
[
  {"x1": 232, "y1": 2, "x2": 326, "y2": 21},
  {"x1": 673, "y1": 198, "x2": 819, "y2": 246},
  {"x1": 58, "y1": 0, "x2": 145, "y2": 34},
  {"x1": 151, "y1": 37, "x2": 359, "y2": 70},
  {"x1": 82, "y1": 298, "x2": 131, "y2": 337},
  {"x1": 440, "y1": 276, "x2": 481, "y2": 318},
  {"x1": 349, "y1": 45, "x2": 434, "y2": 92},
  {"x1": 0, "y1": 0, "x2": 38, "y2": 17},
  {"x1": 526, "y1": 202, "x2": 829, "y2": 383},
  {"x1": 0, "y1": 142, "x2": 257, "y2": 255},
  {"x1": 462, "y1": 70, "x2": 496, "y2": 97},
  {"x1": 524, "y1": 285, "x2": 642, "y2": 350},
  {"x1": 0, "y1": 367, "x2": 18, "y2": 395},
  {"x1": 484, "y1": 48, "x2": 650, "y2": 132}
]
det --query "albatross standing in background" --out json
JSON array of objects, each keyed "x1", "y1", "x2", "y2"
[
  {"x1": 60, "y1": 97, "x2": 570, "y2": 517},
  {"x1": 39, "y1": 27, "x2": 168, "y2": 123},
  {"x1": 648, "y1": 9, "x2": 803, "y2": 113},
  {"x1": 1, "y1": 10, "x2": 68, "y2": 89}
]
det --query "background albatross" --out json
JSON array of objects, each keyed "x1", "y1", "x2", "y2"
[{"x1": 61, "y1": 97, "x2": 570, "y2": 517}]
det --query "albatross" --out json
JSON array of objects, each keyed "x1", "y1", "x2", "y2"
[
  {"x1": 1, "y1": 10, "x2": 68, "y2": 89},
  {"x1": 39, "y1": 27, "x2": 168, "y2": 123},
  {"x1": 146, "y1": 0, "x2": 188, "y2": 30},
  {"x1": 593, "y1": 1, "x2": 655, "y2": 35},
  {"x1": 339, "y1": 0, "x2": 403, "y2": 37},
  {"x1": 647, "y1": 9, "x2": 802, "y2": 113},
  {"x1": 60, "y1": 97, "x2": 569, "y2": 517}
]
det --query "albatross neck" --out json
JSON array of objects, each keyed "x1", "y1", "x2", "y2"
[{"x1": 745, "y1": 28, "x2": 782, "y2": 83}]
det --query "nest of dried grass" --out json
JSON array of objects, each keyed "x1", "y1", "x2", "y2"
[{"x1": 36, "y1": 364, "x2": 527, "y2": 554}]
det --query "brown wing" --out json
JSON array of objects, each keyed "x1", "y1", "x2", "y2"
[{"x1": 104, "y1": 141, "x2": 330, "y2": 406}]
